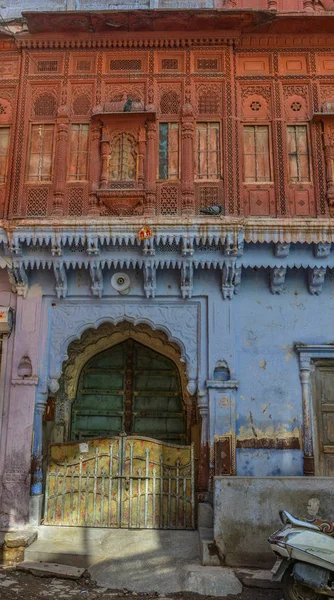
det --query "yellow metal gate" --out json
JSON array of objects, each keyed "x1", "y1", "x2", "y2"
[{"x1": 44, "y1": 436, "x2": 195, "y2": 529}]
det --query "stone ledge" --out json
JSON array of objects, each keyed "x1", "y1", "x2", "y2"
[{"x1": 4, "y1": 530, "x2": 37, "y2": 549}]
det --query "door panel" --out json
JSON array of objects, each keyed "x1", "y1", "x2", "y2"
[
  {"x1": 314, "y1": 366, "x2": 334, "y2": 475},
  {"x1": 71, "y1": 340, "x2": 186, "y2": 444},
  {"x1": 44, "y1": 436, "x2": 195, "y2": 530}
]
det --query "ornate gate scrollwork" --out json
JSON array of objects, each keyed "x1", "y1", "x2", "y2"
[{"x1": 44, "y1": 436, "x2": 195, "y2": 530}]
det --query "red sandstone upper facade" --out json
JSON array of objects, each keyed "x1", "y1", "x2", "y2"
[{"x1": 1, "y1": 3, "x2": 334, "y2": 221}]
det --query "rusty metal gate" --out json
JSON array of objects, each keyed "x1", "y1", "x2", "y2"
[{"x1": 44, "y1": 436, "x2": 195, "y2": 529}]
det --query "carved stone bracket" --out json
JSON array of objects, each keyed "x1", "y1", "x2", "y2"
[
  {"x1": 308, "y1": 267, "x2": 326, "y2": 295},
  {"x1": 143, "y1": 261, "x2": 156, "y2": 299},
  {"x1": 87, "y1": 240, "x2": 100, "y2": 256},
  {"x1": 314, "y1": 242, "x2": 331, "y2": 258},
  {"x1": 275, "y1": 242, "x2": 290, "y2": 258},
  {"x1": 89, "y1": 263, "x2": 103, "y2": 298},
  {"x1": 270, "y1": 266, "x2": 286, "y2": 295},
  {"x1": 224, "y1": 232, "x2": 244, "y2": 257},
  {"x1": 53, "y1": 263, "x2": 67, "y2": 299},
  {"x1": 182, "y1": 238, "x2": 194, "y2": 257},
  {"x1": 7, "y1": 263, "x2": 28, "y2": 297},
  {"x1": 51, "y1": 245, "x2": 62, "y2": 257},
  {"x1": 142, "y1": 238, "x2": 155, "y2": 256},
  {"x1": 181, "y1": 260, "x2": 193, "y2": 299},
  {"x1": 221, "y1": 258, "x2": 239, "y2": 299}
]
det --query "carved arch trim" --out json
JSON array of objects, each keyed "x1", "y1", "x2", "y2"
[
  {"x1": 48, "y1": 301, "x2": 200, "y2": 395},
  {"x1": 62, "y1": 321, "x2": 191, "y2": 409}
]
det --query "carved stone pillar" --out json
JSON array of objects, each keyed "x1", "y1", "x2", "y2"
[
  {"x1": 52, "y1": 111, "x2": 69, "y2": 216},
  {"x1": 144, "y1": 121, "x2": 157, "y2": 216},
  {"x1": 88, "y1": 122, "x2": 101, "y2": 216},
  {"x1": 298, "y1": 355, "x2": 315, "y2": 475},
  {"x1": 198, "y1": 390, "x2": 210, "y2": 497},
  {"x1": 138, "y1": 126, "x2": 146, "y2": 188},
  {"x1": 31, "y1": 392, "x2": 48, "y2": 496},
  {"x1": 100, "y1": 130, "x2": 110, "y2": 190},
  {"x1": 303, "y1": 0, "x2": 314, "y2": 10},
  {"x1": 181, "y1": 98, "x2": 195, "y2": 216},
  {"x1": 324, "y1": 130, "x2": 334, "y2": 210}
]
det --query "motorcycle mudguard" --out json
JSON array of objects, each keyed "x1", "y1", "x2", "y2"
[
  {"x1": 272, "y1": 559, "x2": 293, "y2": 582},
  {"x1": 293, "y1": 562, "x2": 330, "y2": 591}
]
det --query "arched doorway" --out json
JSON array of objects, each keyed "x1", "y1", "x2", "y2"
[
  {"x1": 44, "y1": 327, "x2": 197, "y2": 530},
  {"x1": 71, "y1": 340, "x2": 187, "y2": 444}
]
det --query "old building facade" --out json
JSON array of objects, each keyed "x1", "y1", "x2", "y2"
[{"x1": 0, "y1": 0, "x2": 334, "y2": 564}]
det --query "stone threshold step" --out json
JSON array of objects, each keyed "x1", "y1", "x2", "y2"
[
  {"x1": 234, "y1": 568, "x2": 282, "y2": 590},
  {"x1": 17, "y1": 561, "x2": 86, "y2": 580}
]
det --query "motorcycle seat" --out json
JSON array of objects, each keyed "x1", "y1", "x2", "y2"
[{"x1": 310, "y1": 518, "x2": 334, "y2": 537}]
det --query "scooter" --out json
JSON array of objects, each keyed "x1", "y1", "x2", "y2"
[{"x1": 268, "y1": 510, "x2": 334, "y2": 599}]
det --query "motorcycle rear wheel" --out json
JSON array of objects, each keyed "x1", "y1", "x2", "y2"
[{"x1": 282, "y1": 569, "x2": 325, "y2": 600}]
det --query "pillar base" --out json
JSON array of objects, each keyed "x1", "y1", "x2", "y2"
[
  {"x1": 29, "y1": 494, "x2": 44, "y2": 526},
  {"x1": 303, "y1": 455, "x2": 315, "y2": 476}
]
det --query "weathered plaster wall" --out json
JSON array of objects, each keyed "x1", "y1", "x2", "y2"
[
  {"x1": 214, "y1": 477, "x2": 334, "y2": 567},
  {"x1": 0, "y1": 284, "x2": 48, "y2": 528},
  {"x1": 234, "y1": 267, "x2": 334, "y2": 476}
]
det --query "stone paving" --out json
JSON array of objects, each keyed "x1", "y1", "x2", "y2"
[{"x1": 0, "y1": 568, "x2": 283, "y2": 600}]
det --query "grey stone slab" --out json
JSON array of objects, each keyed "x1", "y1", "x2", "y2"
[
  {"x1": 0, "y1": 579, "x2": 18, "y2": 587},
  {"x1": 4, "y1": 530, "x2": 37, "y2": 548},
  {"x1": 17, "y1": 561, "x2": 85, "y2": 580},
  {"x1": 182, "y1": 565, "x2": 243, "y2": 596},
  {"x1": 235, "y1": 568, "x2": 282, "y2": 590}
]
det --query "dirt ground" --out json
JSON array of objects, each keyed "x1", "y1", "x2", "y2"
[{"x1": 0, "y1": 569, "x2": 283, "y2": 600}]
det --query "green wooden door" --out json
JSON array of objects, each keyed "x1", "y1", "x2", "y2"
[{"x1": 71, "y1": 340, "x2": 186, "y2": 444}]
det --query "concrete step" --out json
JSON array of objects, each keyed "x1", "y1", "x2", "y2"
[
  {"x1": 198, "y1": 527, "x2": 221, "y2": 566},
  {"x1": 26, "y1": 527, "x2": 201, "y2": 570}
]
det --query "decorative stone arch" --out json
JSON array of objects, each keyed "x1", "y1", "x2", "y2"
[
  {"x1": 56, "y1": 320, "x2": 194, "y2": 441},
  {"x1": 48, "y1": 302, "x2": 200, "y2": 396}
]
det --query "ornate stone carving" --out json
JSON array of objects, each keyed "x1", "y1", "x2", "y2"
[
  {"x1": 181, "y1": 260, "x2": 193, "y2": 299},
  {"x1": 143, "y1": 261, "x2": 156, "y2": 298},
  {"x1": 7, "y1": 263, "x2": 28, "y2": 297},
  {"x1": 53, "y1": 263, "x2": 67, "y2": 299},
  {"x1": 275, "y1": 242, "x2": 290, "y2": 258},
  {"x1": 221, "y1": 259, "x2": 239, "y2": 299},
  {"x1": 314, "y1": 242, "x2": 331, "y2": 258},
  {"x1": 49, "y1": 302, "x2": 200, "y2": 389},
  {"x1": 270, "y1": 266, "x2": 286, "y2": 295},
  {"x1": 323, "y1": 125, "x2": 334, "y2": 209},
  {"x1": 89, "y1": 263, "x2": 103, "y2": 298},
  {"x1": 315, "y1": 0, "x2": 334, "y2": 10},
  {"x1": 182, "y1": 238, "x2": 194, "y2": 257},
  {"x1": 308, "y1": 266, "x2": 326, "y2": 295}
]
